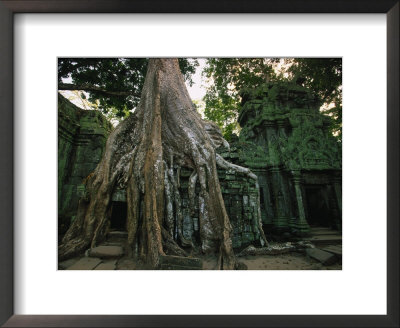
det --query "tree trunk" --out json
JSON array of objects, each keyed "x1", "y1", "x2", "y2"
[{"x1": 59, "y1": 58, "x2": 265, "y2": 269}]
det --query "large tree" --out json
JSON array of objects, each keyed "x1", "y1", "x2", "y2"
[{"x1": 58, "y1": 58, "x2": 267, "y2": 269}]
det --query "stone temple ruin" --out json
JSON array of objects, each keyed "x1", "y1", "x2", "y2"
[
  {"x1": 58, "y1": 81, "x2": 342, "y2": 249},
  {"x1": 234, "y1": 82, "x2": 342, "y2": 238},
  {"x1": 58, "y1": 94, "x2": 113, "y2": 235}
]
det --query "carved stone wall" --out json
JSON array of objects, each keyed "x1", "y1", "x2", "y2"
[
  {"x1": 58, "y1": 94, "x2": 113, "y2": 234},
  {"x1": 108, "y1": 147, "x2": 265, "y2": 249},
  {"x1": 236, "y1": 82, "x2": 342, "y2": 235},
  {"x1": 178, "y1": 148, "x2": 263, "y2": 249}
]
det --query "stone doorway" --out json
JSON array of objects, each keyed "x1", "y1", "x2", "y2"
[
  {"x1": 304, "y1": 185, "x2": 333, "y2": 228},
  {"x1": 110, "y1": 201, "x2": 127, "y2": 231}
]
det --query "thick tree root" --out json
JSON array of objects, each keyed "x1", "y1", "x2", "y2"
[
  {"x1": 237, "y1": 242, "x2": 314, "y2": 257},
  {"x1": 161, "y1": 228, "x2": 188, "y2": 257}
]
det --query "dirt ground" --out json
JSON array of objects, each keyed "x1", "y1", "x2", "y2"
[
  {"x1": 60, "y1": 251, "x2": 341, "y2": 270},
  {"x1": 201, "y1": 252, "x2": 341, "y2": 270}
]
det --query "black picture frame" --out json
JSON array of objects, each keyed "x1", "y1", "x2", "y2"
[{"x1": 0, "y1": 1, "x2": 398, "y2": 327}]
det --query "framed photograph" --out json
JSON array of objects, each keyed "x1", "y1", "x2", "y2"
[{"x1": 1, "y1": 1, "x2": 398, "y2": 327}]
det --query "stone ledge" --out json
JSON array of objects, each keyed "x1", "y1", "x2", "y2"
[{"x1": 306, "y1": 248, "x2": 337, "y2": 266}]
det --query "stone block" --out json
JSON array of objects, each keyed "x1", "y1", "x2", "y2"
[
  {"x1": 182, "y1": 213, "x2": 194, "y2": 239},
  {"x1": 58, "y1": 258, "x2": 79, "y2": 270},
  {"x1": 159, "y1": 255, "x2": 202, "y2": 270},
  {"x1": 228, "y1": 182, "x2": 242, "y2": 189},
  {"x1": 66, "y1": 257, "x2": 102, "y2": 270},
  {"x1": 225, "y1": 174, "x2": 236, "y2": 181},
  {"x1": 321, "y1": 245, "x2": 342, "y2": 257},
  {"x1": 89, "y1": 245, "x2": 124, "y2": 259},
  {"x1": 108, "y1": 231, "x2": 128, "y2": 238},
  {"x1": 306, "y1": 248, "x2": 337, "y2": 266},
  {"x1": 112, "y1": 189, "x2": 126, "y2": 202},
  {"x1": 179, "y1": 169, "x2": 192, "y2": 177},
  {"x1": 193, "y1": 219, "x2": 199, "y2": 231},
  {"x1": 76, "y1": 184, "x2": 86, "y2": 198},
  {"x1": 94, "y1": 260, "x2": 117, "y2": 270}
]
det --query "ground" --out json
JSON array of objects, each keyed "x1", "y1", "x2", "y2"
[
  {"x1": 59, "y1": 251, "x2": 342, "y2": 270},
  {"x1": 59, "y1": 226, "x2": 342, "y2": 270}
]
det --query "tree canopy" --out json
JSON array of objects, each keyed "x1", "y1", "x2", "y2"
[
  {"x1": 202, "y1": 58, "x2": 279, "y2": 140},
  {"x1": 202, "y1": 58, "x2": 342, "y2": 141},
  {"x1": 58, "y1": 57, "x2": 342, "y2": 140},
  {"x1": 58, "y1": 58, "x2": 199, "y2": 119},
  {"x1": 285, "y1": 58, "x2": 342, "y2": 140}
]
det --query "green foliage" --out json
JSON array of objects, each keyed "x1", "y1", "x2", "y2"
[
  {"x1": 203, "y1": 87, "x2": 239, "y2": 141},
  {"x1": 285, "y1": 58, "x2": 342, "y2": 104},
  {"x1": 282, "y1": 58, "x2": 342, "y2": 141},
  {"x1": 236, "y1": 83, "x2": 342, "y2": 171},
  {"x1": 202, "y1": 58, "x2": 342, "y2": 141},
  {"x1": 202, "y1": 58, "x2": 279, "y2": 139},
  {"x1": 59, "y1": 58, "x2": 342, "y2": 141},
  {"x1": 58, "y1": 58, "x2": 199, "y2": 119}
]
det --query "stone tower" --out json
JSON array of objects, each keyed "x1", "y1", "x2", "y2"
[{"x1": 236, "y1": 82, "x2": 342, "y2": 236}]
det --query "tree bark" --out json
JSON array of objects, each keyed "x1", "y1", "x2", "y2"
[{"x1": 59, "y1": 59, "x2": 262, "y2": 269}]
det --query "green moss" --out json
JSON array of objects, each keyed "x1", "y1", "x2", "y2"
[
  {"x1": 58, "y1": 94, "x2": 113, "y2": 225},
  {"x1": 237, "y1": 82, "x2": 341, "y2": 171}
]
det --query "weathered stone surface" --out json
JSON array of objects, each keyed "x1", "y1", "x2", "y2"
[
  {"x1": 159, "y1": 255, "x2": 202, "y2": 270},
  {"x1": 107, "y1": 231, "x2": 128, "y2": 238},
  {"x1": 306, "y1": 248, "x2": 337, "y2": 265},
  {"x1": 236, "y1": 82, "x2": 342, "y2": 233},
  {"x1": 321, "y1": 245, "x2": 342, "y2": 256},
  {"x1": 178, "y1": 164, "x2": 264, "y2": 248},
  {"x1": 321, "y1": 245, "x2": 342, "y2": 264},
  {"x1": 306, "y1": 234, "x2": 342, "y2": 246},
  {"x1": 116, "y1": 258, "x2": 139, "y2": 270},
  {"x1": 66, "y1": 257, "x2": 102, "y2": 270},
  {"x1": 94, "y1": 260, "x2": 117, "y2": 270},
  {"x1": 112, "y1": 189, "x2": 127, "y2": 202},
  {"x1": 89, "y1": 246, "x2": 124, "y2": 259},
  {"x1": 58, "y1": 94, "x2": 113, "y2": 234},
  {"x1": 58, "y1": 258, "x2": 79, "y2": 270}
]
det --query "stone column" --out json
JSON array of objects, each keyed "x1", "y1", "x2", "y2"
[
  {"x1": 263, "y1": 120, "x2": 274, "y2": 150},
  {"x1": 277, "y1": 119, "x2": 287, "y2": 139},
  {"x1": 291, "y1": 170, "x2": 310, "y2": 234},
  {"x1": 269, "y1": 167, "x2": 289, "y2": 231},
  {"x1": 330, "y1": 173, "x2": 342, "y2": 231},
  {"x1": 333, "y1": 173, "x2": 342, "y2": 212},
  {"x1": 253, "y1": 168, "x2": 273, "y2": 225}
]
